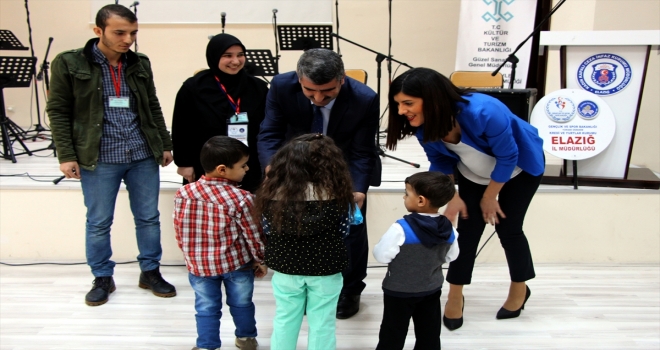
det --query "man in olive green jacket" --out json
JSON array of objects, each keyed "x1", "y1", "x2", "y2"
[{"x1": 47, "y1": 4, "x2": 175, "y2": 306}]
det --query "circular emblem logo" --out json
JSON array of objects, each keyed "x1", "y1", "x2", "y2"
[
  {"x1": 577, "y1": 53, "x2": 632, "y2": 96},
  {"x1": 530, "y1": 89, "x2": 616, "y2": 161},
  {"x1": 545, "y1": 96, "x2": 576, "y2": 123},
  {"x1": 577, "y1": 101, "x2": 599, "y2": 120}
]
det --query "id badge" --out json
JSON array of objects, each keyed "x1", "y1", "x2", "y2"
[
  {"x1": 227, "y1": 123, "x2": 248, "y2": 146},
  {"x1": 109, "y1": 96, "x2": 130, "y2": 108},
  {"x1": 229, "y1": 112, "x2": 249, "y2": 124}
]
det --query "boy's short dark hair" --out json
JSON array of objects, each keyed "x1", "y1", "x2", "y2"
[
  {"x1": 405, "y1": 171, "x2": 455, "y2": 208},
  {"x1": 95, "y1": 4, "x2": 138, "y2": 31},
  {"x1": 200, "y1": 136, "x2": 249, "y2": 173}
]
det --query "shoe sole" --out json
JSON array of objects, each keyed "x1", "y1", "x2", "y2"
[
  {"x1": 336, "y1": 310, "x2": 359, "y2": 320},
  {"x1": 85, "y1": 285, "x2": 116, "y2": 306},
  {"x1": 138, "y1": 282, "x2": 177, "y2": 298}
]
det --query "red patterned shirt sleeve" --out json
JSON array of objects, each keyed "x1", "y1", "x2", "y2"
[{"x1": 236, "y1": 194, "x2": 266, "y2": 263}]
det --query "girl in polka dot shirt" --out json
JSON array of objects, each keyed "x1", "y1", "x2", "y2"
[{"x1": 254, "y1": 133, "x2": 356, "y2": 350}]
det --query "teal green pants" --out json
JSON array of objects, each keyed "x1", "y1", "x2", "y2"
[{"x1": 270, "y1": 271, "x2": 343, "y2": 350}]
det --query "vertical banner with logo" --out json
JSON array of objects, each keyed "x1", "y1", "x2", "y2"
[
  {"x1": 565, "y1": 46, "x2": 648, "y2": 178},
  {"x1": 454, "y1": 0, "x2": 537, "y2": 88}
]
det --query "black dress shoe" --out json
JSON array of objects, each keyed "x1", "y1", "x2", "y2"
[
  {"x1": 85, "y1": 276, "x2": 116, "y2": 306},
  {"x1": 336, "y1": 294, "x2": 360, "y2": 319},
  {"x1": 443, "y1": 295, "x2": 464, "y2": 331},
  {"x1": 139, "y1": 267, "x2": 176, "y2": 297},
  {"x1": 496, "y1": 285, "x2": 531, "y2": 320}
]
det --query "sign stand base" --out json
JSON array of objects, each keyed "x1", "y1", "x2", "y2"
[{"x1": 542, "y1": 164, "x2": 660, "y2": 189}]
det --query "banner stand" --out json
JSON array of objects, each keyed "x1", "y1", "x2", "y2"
[{"x1": 539, "y1": 30, "x2": 660, "y2": 189}]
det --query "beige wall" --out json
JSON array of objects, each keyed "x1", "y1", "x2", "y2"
[
  {"x1": 1, "y1": 0, "x2": 658, "y2": 171},
  {"x1": 1, "y1": 188, "x2": 659, "y2": 263}
]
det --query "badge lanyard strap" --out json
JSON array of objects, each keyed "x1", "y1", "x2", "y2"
[
  {"x1": 108, "y1": 61, "x2": 123, "y2": 97},
  {"x1": 214, "y1": 76, "x2": 241, "y2": 114}
]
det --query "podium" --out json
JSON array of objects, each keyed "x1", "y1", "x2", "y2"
[
  {"x1": 539, "y1": 30, "x2": 660, "y2": 189},
  {"x1": 475, "y1": 88, "x2": 537, "y2": 123}
]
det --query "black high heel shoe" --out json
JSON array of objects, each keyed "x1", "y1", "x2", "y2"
[
  {"x1": 496, "y1": 285, "x2": 531, "y2": 320},
  {"x1": 443, "y1": 296, "x2": 465, "y2": 331}
]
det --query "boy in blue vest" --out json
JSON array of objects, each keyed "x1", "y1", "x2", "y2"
[{"x1": 373, "y1": 171, "x2": 459, "y2": 350}]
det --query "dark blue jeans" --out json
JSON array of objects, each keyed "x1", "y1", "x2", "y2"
[
  {"x1": 189, "y1": 264, "x2": 257, "y2": 349},
  {"x1": 79, "y1": 158, "x2": 162, "y2": 277}
]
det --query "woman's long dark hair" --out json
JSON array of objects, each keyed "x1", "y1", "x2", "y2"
[
  {"x1": 385, "y1": 68, "x2": 472, "y2": 150},
  {"x1": 253, "y1": 134, "x2": 355, "y2": 234}
]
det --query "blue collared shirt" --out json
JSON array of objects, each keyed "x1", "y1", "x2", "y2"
[{"x1": 92, "y1": 43, "x2": 151, "y2": 164}]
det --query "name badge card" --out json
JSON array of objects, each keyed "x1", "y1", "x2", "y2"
[
  {"x1": 227, "y1": 124, "x2": 248, "y2": 146},
  {"x1": 229, "y1": 112, "x2": 249, "y2": 124},
  {"x1": 109, "y1": 96, "x2": 130, "y2": 108}
]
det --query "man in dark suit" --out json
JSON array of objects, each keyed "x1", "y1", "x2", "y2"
[{"x1": 258, "y1": 49, "x2": 381, "y2": 319}]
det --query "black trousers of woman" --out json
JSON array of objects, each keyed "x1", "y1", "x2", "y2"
[{"x1": 446, "y1": 169, "x2": 543, "y2": 284}]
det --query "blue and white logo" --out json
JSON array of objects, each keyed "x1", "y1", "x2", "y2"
[
  {"x1": 482, "y1": 0, "x2": 515, "y2": 22},
  {"x1": 577, "y1": 53, "x2": 632, "y2": 96},
  {"x1": 545, "y1": 96, "x2": 576, "y2": 123},
  {"x1": 577, "y1": 101, "x2": 599, "y2": 120}
]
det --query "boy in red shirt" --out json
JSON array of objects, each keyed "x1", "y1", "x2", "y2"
[{"x1": 174, "y1": 136, "x2": 267, "y2": 350}]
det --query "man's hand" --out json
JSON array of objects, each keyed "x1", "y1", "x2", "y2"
[
  {"x1": 161, "y1": 151, "x2": 173, "y2": 167},
  {"x1": 353, "y1": 192, "x2": 366, "y2": 209},
  {"x1": 59, "y1": 161, "x2": 81, "y2": 179},
  {"x1": 177, "y1": 167, "x2": 195, "y2": 183}
]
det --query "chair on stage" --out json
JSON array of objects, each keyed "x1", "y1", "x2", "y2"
[
  {"x1": 450, "y1": 71, "x2": 503, "y2": 88},
  {"x1": 345, "y1": 69, "x2": 368, "y2": 84}
]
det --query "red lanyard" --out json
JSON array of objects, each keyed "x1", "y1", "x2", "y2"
[
  {"x1": 108, "y1": 61, "x2": 122, "y2": 97},
  {"x1": 214, "y1": 76, "x2": 241, "y2": 113}
]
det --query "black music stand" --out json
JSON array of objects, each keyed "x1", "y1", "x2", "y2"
[
  {"x1": 244, "y1": 49, "x2": 278, "y2": 77},
  {"x1": 277, "y1": 25, "x2": 333, "y2": 51},
  {"x1": 331, "y1": 33, "x2": 419, "y2": 168},
  {"x1": 0, "y1": 30, "x2": 29, "y2": 51},
  {"x1": 0, "y1": 56, "x2": 36, "y2": 162}
]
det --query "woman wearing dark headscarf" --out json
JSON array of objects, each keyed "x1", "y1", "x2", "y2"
[{"x1": 171, "y1": 33, "x2": 268, "y2": 192}]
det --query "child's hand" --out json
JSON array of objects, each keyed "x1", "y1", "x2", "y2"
[{"x1": 253, "y1": 261, "x2": 268, "y2": 278}]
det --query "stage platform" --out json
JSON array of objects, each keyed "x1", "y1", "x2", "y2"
[
  {"x1": 0, "y1": 134, "x2": 433, "y2": 192},
  {"x1": 1, "y1": 135, "x2": 659, "y2": 265}
]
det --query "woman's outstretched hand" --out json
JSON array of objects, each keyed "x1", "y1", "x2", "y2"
[
  {"x1": 480, "y1": 196, "x2": 506, "y2": 225},
  {"x1": 481, "y1": 180, "x2": 506, "y2": 225},
  {"x1": 444, "y1": 193, "x2": 467, "y2": 225}
]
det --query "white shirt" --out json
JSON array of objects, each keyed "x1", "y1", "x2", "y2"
[
  {"x1": 312, "y1": 99, "x2": 336, "y2": 135},
  {"x1": 373, "y1": 212, "x2": 460, "y2": 264},
  {"x1": 444, "y1": 141, "x2": 522, "y2": 185}
]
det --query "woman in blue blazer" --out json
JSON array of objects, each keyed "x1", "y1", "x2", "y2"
[{"x1": 385, "y1": 68, "x2": 545, "y2": 330}]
